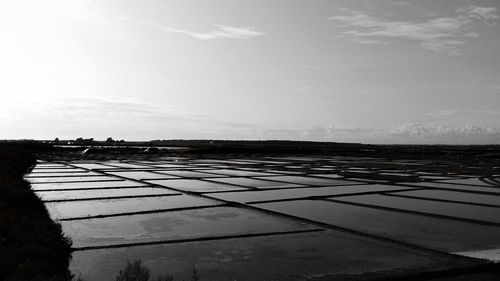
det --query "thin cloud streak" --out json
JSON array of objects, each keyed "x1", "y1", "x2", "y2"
[
  {"x1": 116, "y1": 15, "x2": 265, "y2": 40},
  {"x1": 328, "y1": 6, "x2": 498, "y2": 55},
  {"x1": 463, "y1": 6, "x2": 499, "y2": 22},
  {"x1": 159, "y1": 24, "x2": 265, "y2": 40}
]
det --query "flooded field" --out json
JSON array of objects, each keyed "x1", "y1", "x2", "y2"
[{"x1": 29, "y1": 156, "x2": 500, "y2": 280}]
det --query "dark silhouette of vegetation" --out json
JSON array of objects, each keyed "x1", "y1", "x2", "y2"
[
  {"x1": 53, "y1": 259, "x2": 198, "y2": 281},
  {"x1": 109, "y1": 259, "x2": 198, "y2": 281},
  {"x1": 189, "y1": 266, "x2": 200, "y2": 281},
  {"x1": 154, "y1": 275, "x2": 174, "y2": 281},
  {"x1": 0, "y1": 144, "x2": 73, "y2": 281},
  {"x1": 115, "y1": 260, "x2": 151, "y2": 281},
  {"x1": 74, "y1": 138, "x2": 95, "y2": 145}
]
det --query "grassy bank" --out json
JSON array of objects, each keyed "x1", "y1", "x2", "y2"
[{"x1": 0, "y1": 144, "x2": 73, "y2": 281}]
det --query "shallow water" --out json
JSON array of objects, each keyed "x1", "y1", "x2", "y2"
[
  {"x1": 28, "y1": 176, "x2": 117, "y2": 183},
  {"x1": 199, "y1": 169, "x2": 276, "y2": 177},
  {"x1": 146, "y1": 179, "x2": 249, "y2": 192},
  {"x1": 210, "y1": 184, "x2": 411, "y2": 203},
  {"x1": 254, "y1": 199, "x2": 500, "y2": 252},
  {"x1": 99, "y1": 162, "x2": 150, "y2": 169},
  {"x1": 45, "y1": 195, "x2": 219, "y2": 219},
  {"x1": 454, "y1": 248, "x2": 500, "y2": 261},
  {"x1": 63, "y1": 206, "x2": 315, "y2": 248},
  {"x1": 409, "y1": 181, "x2": 500, "y2": 194},
  {"x1": 154, "y1": 170, "x2": 224, "y2": 178},
  {"x1": 36, "y1": 187, "x2": 179, "y2": 201},
  {"x1": 71, "y1": 163, "x2": 117, "y2": 169},
  {"x1": 26, "y1": 171, "x2": 102, "y2": 178},
  {"x1": 27, "y1": 158, "x2": 499, "y2": 280},
  {"x1": 254, "y1": 175, "x2": 359, "y2": 186},
  {"x1": 31, "y1": 168, "x2": 87, "y2": 173},
  {"x1": 150, "y1": 163, "x2": 192, "y2": 168},
  {"x1": 335, "y1": 194, "x2": 500, "y2": 224},
  {"x1": 106, "y1": 171, "x2": 179, "y2": 180},
  {"x1": 31, "y1": 180, "x2": 146, "y2": 190},
  {"x1": 34, "y1": 163, "x2": 71, "y2": 168},
  {"x1": 208, "y1": 177, "x2": 304, "y2": 189},
  {"x1": 436, "y1": 178, "x2": 499, "y2": 187},
  {"x1": 70, "y1": 231, "x2": 470, "y2": 281},
  {"x1": 390, "y1": 189, "x2": 500, "y2": 206}
]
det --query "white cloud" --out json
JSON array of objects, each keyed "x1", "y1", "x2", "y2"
[
  {"x1": 158, "y1": 24, "x2": 265, "y2": 40},
  {"x1": 328, "y1": 6, "x2": 498, "y2": 55},
  {"x1": 250, "y1": 123, "x2": 500, "y2": 144},
  {"x1": 116, "y1": 15, "x2": 265, "y2": 40},
  {"x1": 387, "y1": 123, "x2": 500, "y2": 143},
  {"x1": 249, "y1": 125, "x2": 381, "y2": 143},
  {"x1": 464, "y1": 6, "x2": 499, "y2": 22}
]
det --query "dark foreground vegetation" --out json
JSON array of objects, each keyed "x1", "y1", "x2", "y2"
[
  {"x1": 74, "y1": 259, "x2": 200, "y2": 281},
  {"x1": 114, "y1": 259, "x2": 199, "y2": 281},
  {"x1": 0, "y1": 144, "x2": 72, "y2": 281}
]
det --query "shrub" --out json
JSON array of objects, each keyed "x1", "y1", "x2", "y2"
[
  {"x1": 111, "y1": 259, "x2": 198, "y2": 281},
  {"x1": 115, "y1": 260, "x2": 151, "y2": 281}
]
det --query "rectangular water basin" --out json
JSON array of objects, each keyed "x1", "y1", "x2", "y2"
[
  {"x1": 208, "y1": 184, "x2": 413, "y2": 204},
  {"x1": 146, "y1": 179, "x2": 249, "y2": 192},
  {"x1": 334, "y1": 194, "x2": 500, "y2": 224},
  {"x1": 311, "y1": 174, "x2": 345, "y2": 179},
  {"x1": 28, "y1": 176, "x2": 118, "y2": 183},
  {"x1": 151, "y1": 164, "x2": 193, "y2": 169},
  {"x1": 106, "y1": 171, "x2": 179, "y2": 180},
  {"x1": 70, "y1": 230, "x2": 474, "y2": 281},
  {"x1": 64, "y1": 206, "x2": 315, "y2": 248},
  {"x1": 71, "y1": 163, "x2": 117, "y2": 170},
  {"x1": 32, "y1": 180, "x2": 147, "y2": 191},
  {"x1": 200, "y1": 169, "x2": 277, "y2": 177},
  {"x1": 26, "y1": 171, "x2": 102, "y2": 178},
  {"x1": 435, "y1": 178, "x2": 499, "y2": 187},
  {"x1": 454, "y1": 248, "x2": 500, "y2": 262},
  {"x1": 100, "y1": 162, "x2": 151, "y2": 169},
  {"x1": 254, "y1": 175, "x2": 360, "y2": 186},
  {"x1": 31, "y1": 168, "x2": 87, "y2": 173},
  {"x1": 155, "y1": 170, "x2": 225, "y2": 178},
  {"x1": 407, "y1": 182, "x2": 500, "y2": 195},
  {"x1": 36, "y1": 187, "x2": 179, "y2": 201},
  {"x1": 46, "y1": 195, "x2": 219, "y2": 219},
  {"x1": 34, "y1": 163, "x2": 71, "y2": 168},
  {"x1": 389, "y1": 189, "x2": 500, "y2": 207},
  {"x1": 208, "y1": 177, "x2": 304, "y2": 189},
  {"x1": 254, "y1": 200, "x2": 500, "y2": 253}
]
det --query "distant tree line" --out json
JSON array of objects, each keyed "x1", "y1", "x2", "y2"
[{"x1": 52, "y1": 137, "x2": 125, "y2": 145}]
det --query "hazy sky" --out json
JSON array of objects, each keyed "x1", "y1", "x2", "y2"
[{"x1": 1, "y1": 0, "x2": 500, "y2": 144}]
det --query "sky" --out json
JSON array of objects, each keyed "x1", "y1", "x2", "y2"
[{"x1": 1, "y1": 0, "x2": 499, "y2": 144}]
